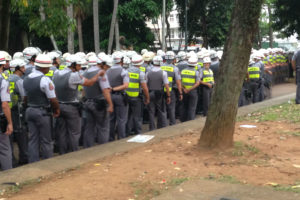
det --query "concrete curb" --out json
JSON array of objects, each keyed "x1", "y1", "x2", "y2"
[{"x1": 0, "y1": 93, "x2": 295, "y2": 191}]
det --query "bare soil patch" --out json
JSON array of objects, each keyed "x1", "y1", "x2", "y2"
[{"x1": 4, "y1": 120, "x2": 300, "y2": 200}]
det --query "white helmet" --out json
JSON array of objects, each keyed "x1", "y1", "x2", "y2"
[
  {"x1": 13, "y1": 52, "x2": 24, "y2": 60},
  {"x1": 47, "y1": 51, "x2": 60, "y2": 60},
  {"x1": 132, "y1": 54, "x2": 144, "y2": 66},
  {"x1": 203, "y1": 57, "x2": 211, "y2": 64},
  {"x1": 10, "y1": 59, "x2": 26, "y2": 68},
  {"x1": 0, "y1": 52, "x2": 6, "y2": 65},
  {"x1": 86, "y1": 52, "x2": 96, "y2": 59},
  {"x1": 75, "y1": 52, "x2": 86, "y2": 59},
  {"x1": 23, "y1": 47, "x2": 39, "y2": 60},
  {"x1": 97, "y1": 52, "x2": 106, "y2": 59},
  {"x1": 112, "y1": 51, "x2": 124, "y2": 64},
  {"x1": 157, "y1": 50, "x2": 165, "y2": 57},
  {"x1": 65, "y1": 54, "x2": 77, "y2": 67},
  {"x1": 125, "y1": 50, "x2": 137, "y2": 59},
  {"x1": 153, "y1": 56, "x2": 163, "y2": 66},
  {"x1": 165, "y1": 51, "x2": 175, "y2": 60},
  {"x1": 87, "y1": 55, "x2": 98, "y2": 66},
  {"x1": 141, "y1": 49, "x2": 148, "y2": 55},
  {"x1": 104, "y1": 56, "x2": 113, "y2": 67},
  {"x1": 217, "y1": 51, "x2": 223, "y2": 60},
  {"x1": 0, "y1": 51, "x2": 11, "y2": 61},
  {"x1": 143, "y1": 52, "x2": 153, "y2": 62},
  {"x1": 187, "y1": 56, "x2": 198, "y2": 66},
  {"x1": 77, "y1": 57, "x2": 87, "y2": 65},
  {"x1": 177, "y1": 51, "x2": 187, "y2": 60},
  {"x1": 34, "y1": 54, "x2": 52, "y2": 68}
]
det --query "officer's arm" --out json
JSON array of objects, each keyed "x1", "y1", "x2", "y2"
[
  {"x1": 2, "y1": 102, "x2": 13, "y2": 135},
  {"x1": 50, "y1": 98, "x2": 60, "y2": 118},
  {"x1": 164, "y1": 84, "x2": 170, "y2": 97},
  {"x1": 292, "y1": 60, "x2": 296, "y2": 71},
  {"x1": 102, "y1": 88, "x2": 113, "y2": 113},
  {"x1": 111, "y1": 82, "x2": 129, "y2": 92},
  {"x1": 188, "y1": 81, "x2": 200, "y2": 92},
  {"x1": 141, "y1": 82, "x2": 150, "y2": 104},
  {"x1": 82, "y1": 71, "x2": 105, "y2": 86}
]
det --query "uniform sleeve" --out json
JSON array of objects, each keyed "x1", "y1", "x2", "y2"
[
  {"x1": 140, "y1": 71, "x2": 146, "y2": 83},
  {"x1": 195, "y1": 71, "x2": 200, "y2": 82},
  {"x1": 162, "y1": 71, "x2": 169, "y2": 84},
  {"x1": 40, "y1": 77, "x2": 56, "y2": 98},
  {"x1": 69, "y1": 72, "x2": 85, "y2": 88},
  {"x1": 199, "y1": 71, "x2": 204, "y2": 80},
  {"x1": 292, "y1": 51, "x2": 299, "y2": 61},
  {"x1": 174, "y1": 66, "x2": 181, "y2": 80},
  {"x1": 121, "y1": 69, "x2": 129, "y2": 83},
  {"x1": 16, "y1": 79, "x2": 25, "y2": 97},
  {"x1": 1, "y1": 79, "x2": 11, "y2": 102},
  {"x1": 98, "y1": 74, "x2": 111, "y2": 90}
]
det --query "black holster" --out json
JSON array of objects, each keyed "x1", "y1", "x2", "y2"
[
  {"x1": 0, "y1": 113, "x2": 7, "y2": 133},
  {"x1": 93, "y1": 98, "x2": 107, "y2": 111}
]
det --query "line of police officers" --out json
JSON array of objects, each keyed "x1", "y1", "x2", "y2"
[{"x1": 0, "y1": 47, "x2": 289, "y2": 170}]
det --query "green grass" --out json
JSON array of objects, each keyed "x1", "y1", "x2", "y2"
[
  {"x1": 238, "y1": 101, "x2": 300, "y2": 123},
  {"x1": 276, "y1": 130, "x2": 300, "y2": 137},
  {"x1": 204, "y1": 174, "x2": 241, "y2": 184},
  {"x1": 269, "y1": 181, "x2": 300, "y2": 193},
  {"x1": 167, "y1": 177, "x2": 189, "y2": 186},
  {"x1": 232, "y1": 141, "x2": 260, "y2": 157}
]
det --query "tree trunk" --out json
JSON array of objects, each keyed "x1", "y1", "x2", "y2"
[
  {"x1": 21, "y1": 30, "x2": 29, "y2": 49},
  {"x1": 153, "y1": 23, "x2": 162, "y2": 49},
  {"x1": 165, "y1": 13, "x2": 171, "y2": 49},
  {"x1": 67, "y1": 2, "x2": 74, "y2": 53},
  {"x1": 199, "y1": 0, "x2": 263, "y2": 149},
  {"x1": 39, "y1": 0, "x2": 58, "y2": 50},
  {"x1": 0, "y1": 0, "x2": 11, "y2": 51},
  {"x1": 115, "y1": 17, "x2": 120, "y2": 51},
  {"x1": 77, "y1": 16, "x2": 84, "y2": 52},
  {"x1": 257, "y1": 29, "x2": 262, "y2": 48},
  {"x1": 93, "y1": 0, "x2": 100, "y2": 53},
  {"x1": 201, "y1": 14, "x2": 209, "y2": 48},
  {"x1": 267, "y1": 3, "x2": 273, "y2": 48},
  {"x1": 108, "y1": 0, "x2": 119, "y2": 54}
]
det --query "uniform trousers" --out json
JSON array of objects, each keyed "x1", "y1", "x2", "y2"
[
  {"x1": 202, "y1": 86, "x2": 212, "y2": 116},
  {"x1": 148, "y1": 91, "x2": 167, "y2": 131},
  {"x1": 180, "y1": 90, "x2": 198, "y2": 122},
  {"x1": 26, "y1": 107, "x2": 53, "y2": 163},
  {"x1": 166, "y1": 90, "x2": 176, "y2": 125},
  {"x1": 84, "y1": 100, "x2": 109, "y2": 147},
  {"x1": 0, "y1": 131, "x2": 12, "y2": 170},
  {"x1": 126, "y1": 97, "x2": 142, "y2": 135},
  {"x1": 296, "y1": 70, "x2": 300, "y2": 104},
  {"x1": 55, "y1": 104, "x2": 81, "y2": 154}
]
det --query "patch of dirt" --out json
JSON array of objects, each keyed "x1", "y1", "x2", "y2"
[{"x1": 5, "y1": 121, "x2": 300, "y2": 200}]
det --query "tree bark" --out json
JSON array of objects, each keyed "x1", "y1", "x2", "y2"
[
  {"x1": 67, "y1": 2, "x2": 74, "y2": 53},
  {"x1": 0, "y1": 0, "x2": 11, "y2": 51},
  {"x1": 93, "y1": 0, "x2": 100, "y2": 53},
  {"x1": 267, "y1": 3, "x2": 273, "y2": 48},
  {"x1": 201, "y1": 14, "x2": 209, "y2": 48},
  {"x1": 199, "y1": 0, "x2": 263, "y2": 149},
  {"x1": 77, "y1": 16, "x2": 84, "y2": 52},
  {"x1": 108, "y1": 0, "x2": 119, "y2": 54},
  {"x1": 115, "y1": 17, "x2": 120, "y2": 51},
  {"x1": 39, "y1": 0, "x2": 58, "y2": 50},
  {"x1": 165, "y1": 12, "x2": 171, "y2": 49}
]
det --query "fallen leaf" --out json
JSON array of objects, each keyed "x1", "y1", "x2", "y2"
[
  {"x1": 144, "y1": 149, "x2": 152, "y2": 153},
  {"x1": 291, "y1": 185, "x2": 300, "y2": 189},
  {"x1": 158, "y1": 170, "x2": 164, "y2": 174},
  {"x1": 174, "y1": 167, "x2": 181, "y2": 171},
  {"x1": 94, "y1": 163, "x2": 101, "y2": 166},
  {"x1": 265, "y1": 182, "x2": 278, "y2": 186},
  {"x1": 293, "y1": 164, "x2": 300, "y2": 168},
  {"x1": 179, "y1": 188, "x2": 184, "y2": 192}
]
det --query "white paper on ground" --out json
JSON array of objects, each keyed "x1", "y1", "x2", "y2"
[
  {"x1": 127, "y1": 135, "x2": 155, "y2": 143},
  {"x1": 240, "y1": 125, "x2": 257, "y2": 128}
]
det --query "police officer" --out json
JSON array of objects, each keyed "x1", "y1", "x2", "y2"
[
  {"x1": 180, "y1": 56, "x2": 201, "y2": 122},
  {"x1": 146, "y1": 56, "x2": 170, "y2": 131},
  {"x1": 23, "y1": 54, "x2": 60, "y2": 163},
  {"x1": 210, "y1": 51, "x2": 220, "y2": 81},
  {"x1": 106, "y1": 52, "x2": 129, "y2": 141},
  {"x1": 82, "y1": 55, "x2": 113, "y2": 147},
  {"x1": 0, "y1": 51, "x2": 12, "y2": 79},
  {"x1": 53, "y1": 55, "x2": 105, "y2": 154},
  {"x1": 292, "y1": 48, "x2": 300, "y2": 104},
  {"x1": 247, "y1": 53, "x2": 263, "y2": 103},
  {"x1": 176, "y1": 51, "x2": 188, "y2": 72},
  {"x1": 126, "y1": 54, "x2": 150, "y2": 135},
  {"x1": 8, "y1": 59, "x2": 28, "y2": 165},
  {"x1": 45, "y1": 52, "x2": 60, "y2": 80},
  {"x1": 0, "y1": 52, "x2": 13, "y2": 170},
  {"x1": 200, "y1": 57, "x2": 214, "y2": 116},
  {"x1": 23, "y1": 47, "x2": 39, "y2": 76},
  {"x1": 161, "y1": 51, "x2": 182, "y2": 126}
]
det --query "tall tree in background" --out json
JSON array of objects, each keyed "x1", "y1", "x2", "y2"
[
  {"x1": 93, "y1": 0, "x2": 100, "y2": 53},
  {"x1": 199, "y1": 0, "x2": 263, "y2": 149},
  {"x1": 266, "y1": 0, "x2": 274, "y2": 48},
  {"x1": 67, "y1": 0, "x2": 74, "y2": 53},
  {"x1": 273, "y1": 0, "x2": 300, "y2": 38},
  {"x1": 108, "y1": 0, "x2": 118, "y2": 54},
  {"x1": 0, "y1": 0, "x2": 11, "y2": 51}
]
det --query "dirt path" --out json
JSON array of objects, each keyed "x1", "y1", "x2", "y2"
[{"x1": 4, "y1": 120, "x2": 300, "y2": 200}]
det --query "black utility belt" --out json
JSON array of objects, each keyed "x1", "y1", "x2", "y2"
[
  {"x1": 28, "y1": 106, "x2": 51, "y2": 111},
  {"x1": 59, "y1": 102, "x2": 80, "y2": 106},
  {"x1": 111, "y1": 91, "x2": 125, "y2": 95}
]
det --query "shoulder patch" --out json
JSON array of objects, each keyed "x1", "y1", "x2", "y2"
[{"x1": 49, "y1": 82, "x2": 54, "y2": 90}]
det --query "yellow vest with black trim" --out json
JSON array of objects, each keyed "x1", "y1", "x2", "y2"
[
  {"x1": 45, "y1": 69, "x2": 54, "y2": 79},
  {"x1": 181, "y1": 68, "x2": 196, "y2": 89},
  {"x1": 140, "y1": 66, "x2": 146, "y2": 73},
  {"x1": 248, "y1": 64, "x2": 260, "y2": 80},
  {"x1": 161, "y1": 65, "x2": 174, "y2": 92},
  {"x1": 8, "y1": 74, "x2": 21, "y2": 108},
  {"x1": 202, "y1": 69, "x2": 214, "y2": 84},
  {"x1": 59, "y1": 65, "x2": 66, "y2": 70},
  {"x1": 126, "y1": 67, "x2": 141, "y2": 98}
]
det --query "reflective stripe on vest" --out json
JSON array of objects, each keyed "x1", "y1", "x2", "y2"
[
  {"x1": 59, "y1": 65, "x2": 66, "y2": 70},
  {"x1": 202, "y1": 69, "x2": 214, "y2": 83},
  {"x1": 126, "y1": 72, "x2": 140, "y2": 97},
  {"x1": 161, "y1": 66, "x2": 174, "y2": 92},
  {"x1": 140, "y1": 66, "x2": 146, "y2": 72},
  {"x1": 9, "y1": 82, "x2": 16, "y2": 108},
  {"x1": 248, "y1": 66, "x2": 260, "y2": 79},
  {"x1": 181, "y1": 69, "x2": 196, "y2": 89},
  {"x1": 45, "y1": 70, "x2": 54, "y2": 77},
  {"x1": 1, "y1": 73, "x2": 8, "y2": 80}
]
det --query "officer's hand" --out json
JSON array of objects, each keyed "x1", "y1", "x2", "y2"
[
  {"x1": 144, "y1": 98, "x2": 150, "y2": 105},
  {"x1": 207, "y1": 83, "x2": 213, "y2": 89},
  {"x1": 183, "y1": 88, "x2": 188, "y2": 94},
  {"x1": 166, "y1": 97, "x2": 171, "y2": 104},
  {"x1": 179, "y1": 94, "x2": 183, "y2": 101},
  {"x1": 5, "y1": 123, "x2": 13, "y2": 135},
  {"x1": 98, "y1": 70, "x2": 105, "y2": 77},
  {"x1": 53, "y1": 109, "x2": 60, "y2": 118},
  {"x1": 107, "y1": 105, "x2": 113, "y2": 113}
]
